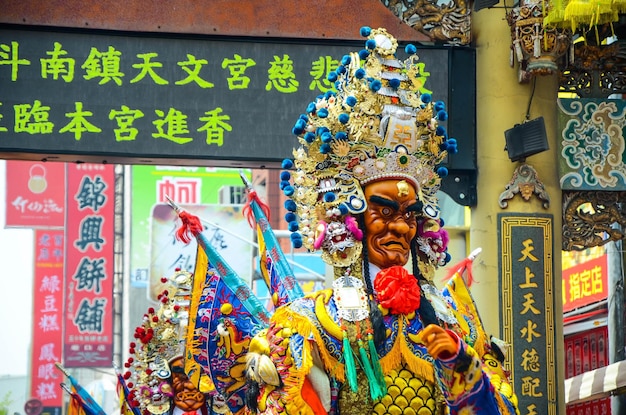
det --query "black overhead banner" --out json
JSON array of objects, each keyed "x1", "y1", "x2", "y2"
[{"x1": 0, "y1": 26, "x2": 476, "y2": 202}]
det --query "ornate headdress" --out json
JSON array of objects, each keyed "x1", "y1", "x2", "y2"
[
  {"x1": 280, "y1": 27, "x2": 457, "y2": 275},
  {"x1": 122, "y1": 270, "x2": 193, "y2": 415}
]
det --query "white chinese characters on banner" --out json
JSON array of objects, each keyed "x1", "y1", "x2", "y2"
[{"x1": 31, "y1": 229, "x2": 64, "y2": 407}]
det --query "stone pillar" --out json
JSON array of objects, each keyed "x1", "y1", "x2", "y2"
[
  {"x1": 607, "y1": 236, "x2": 626, "y2": 415},
  {"x1": 472, "y1": 5, "x2": 565, "y2": 414}
]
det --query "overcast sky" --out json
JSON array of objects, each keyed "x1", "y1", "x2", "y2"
[{"x1": 0, "y1": 160, "x2": 35, "y2": 376}]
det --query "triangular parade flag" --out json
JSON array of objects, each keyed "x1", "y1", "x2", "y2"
[
  {"x1": 56, "y1": 364, "x2": 106, "y2": 415},
  {"x1": 241, "y1": 171, "x2": 304, "y2": 308},
  {"x1": 168, "y1": 199, "x2": 270, "y2": 415},
  {"x1": 60, "y1": 383, "x2": 100, "y2": 415},
  {"x1": 441, "y1": 248, "x2": 488, "y2": 356},
  {"x1": 114, "y1": 364, "x2": 141, "y2": 415}
]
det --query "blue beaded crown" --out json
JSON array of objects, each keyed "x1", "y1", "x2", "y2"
[{"x1": 281, "y1": 27, "x2": 457, "y2": 271}]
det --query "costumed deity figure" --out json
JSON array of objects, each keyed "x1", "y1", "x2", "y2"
[
  {"x1": 243, "y1": 27, "x2": 519, "y2": 414},
  {"x1": 120, "y1": 270, "x2": 208, "y2": 415}
]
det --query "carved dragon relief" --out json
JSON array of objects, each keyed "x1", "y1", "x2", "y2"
[
  {"x1": 560, "y1": 41, "x2": 626, "y2": 97},
  {"x1": 560, "y1": 27, "x2": 626, "y2": 97},
  {"x1": 381, "y1": 0, "x2": 471, "y2": 44},
  {"x1": 562, "y1": 191, "x2": 626, "y2": 251}
]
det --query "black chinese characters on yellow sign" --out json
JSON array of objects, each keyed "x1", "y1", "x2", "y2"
[{"x1": 499, "y1": 214, "x2": 557, "y2": 415}]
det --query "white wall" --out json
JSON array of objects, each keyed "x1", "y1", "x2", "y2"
[
  {"x1": 0, "y1": 160, "x2": 35, "y2": 378},
  {"x1": 0, "y1": 375, "x2": 28, "y2": 415}
]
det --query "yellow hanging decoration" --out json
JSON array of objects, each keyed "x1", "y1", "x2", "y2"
[
  {"x1": 544, "y1": 0, "x2": 567, "y2": 25},
  {"x1": 545, "y1": 0, "x2": 624, "y2": 35},
  {"x1": 563, "y1": 0, "x2": 620, "y2": 32}
]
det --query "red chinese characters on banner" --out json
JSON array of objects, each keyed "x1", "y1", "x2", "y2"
[
  {"x1": 5, "y1": 161, "x2": 65, "y2": 228},
  {"x1": 63, "y1": 164, "x2": 115, "y2": 367},
  {"x1": 562, "y1": 255, "x2": 608, "y2": 312},
  {"x1": 31, "y1": 229, "x2": 64, "y2": 408}
]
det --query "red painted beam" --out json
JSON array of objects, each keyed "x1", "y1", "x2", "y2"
[{"x1": 0, "y1": 0, "x2": 428, "y2": 42}]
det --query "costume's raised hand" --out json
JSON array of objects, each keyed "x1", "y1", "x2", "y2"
[{"x1": 421, "y1": 324, "x2": 458, "y2": 360}]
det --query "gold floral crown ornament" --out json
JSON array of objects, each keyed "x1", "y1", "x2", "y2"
[
  {"x1": 281, "y1": 27, "x2": 457, "y2": 271},
  {"x1": 121, "y1": 270, "x2": 193, "y2": 415}
]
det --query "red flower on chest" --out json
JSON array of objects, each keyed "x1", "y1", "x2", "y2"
[{"x1": 374, "y1": 266, "x2": 421, "y2": 315}]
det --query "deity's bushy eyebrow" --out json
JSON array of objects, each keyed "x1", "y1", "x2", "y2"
[
  {"x1": 369, "y1": 195, "x2": 400, "y2": 210},
  {"x1": 406, "y1": 202, "x2": 422, "y2": 212}
]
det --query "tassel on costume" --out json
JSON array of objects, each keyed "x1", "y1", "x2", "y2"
[
  {"x1": 367, "y1": 333, "x2": 386, "y2": 395},
  {"x1": 342, "y1": 328, "x2": 358, "y2": 393},
  {"x1": 355, "y1": 320, "x2": 384, "y2": 400},
  {"x1": 357, "y1": 339, "x2": 384, "y2": 401}
]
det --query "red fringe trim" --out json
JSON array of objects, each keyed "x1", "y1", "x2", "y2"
[
  {"x1": 443, "y1": 257, "x2": 475, "y2": 287},
  {"x1": 175, "y1": 210, "x2": 203, "y2": 243},
  {"x1": 242, "y1": 188, "x2": 271, "y2": 229}
]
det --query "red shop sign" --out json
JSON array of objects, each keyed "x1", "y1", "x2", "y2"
[
  {"x1": 5, "y1": 161, "x2": 65, "y2": 228},
  {"x1": 30, "y1": 229, "x2": 64, "y2": 406},
  {"x1": 63, "y1": 164, "x2": 115, "y2": 367}
]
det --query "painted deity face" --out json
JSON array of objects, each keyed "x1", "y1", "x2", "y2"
[
  {"x1": 363, "y1": 179, "x2": 420, "y2": 269},
  {"x1": 169, "y1": 356, "x2": 206, "y2": 412}
]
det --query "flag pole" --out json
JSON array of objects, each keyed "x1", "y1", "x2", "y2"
[
  {"x1": 55, "y1": 362, "x2": 70, "y2": 377},
  {"x1": 239, "y1": 169, "x2": 253, "y2": 189}
]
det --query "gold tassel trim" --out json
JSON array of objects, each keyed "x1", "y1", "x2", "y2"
[
  {"x1": 379, "y1": 316, "x2": 435, "y2": 383},
  {"x1": 271, "y1": 294, "x2": 345, "y2": 382},
  {"x1": 185, "y1": 246, "x2": 209, "y2": 388},
  {"x1": 282, "y1": 340, "x2": 316, "y2": 415},
  {"x1": 564, "y1": 2, "x2": 594, "y2": 21},
  {"x1": 493, "y1": 387, "x2": 516, "y2": 415}
]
